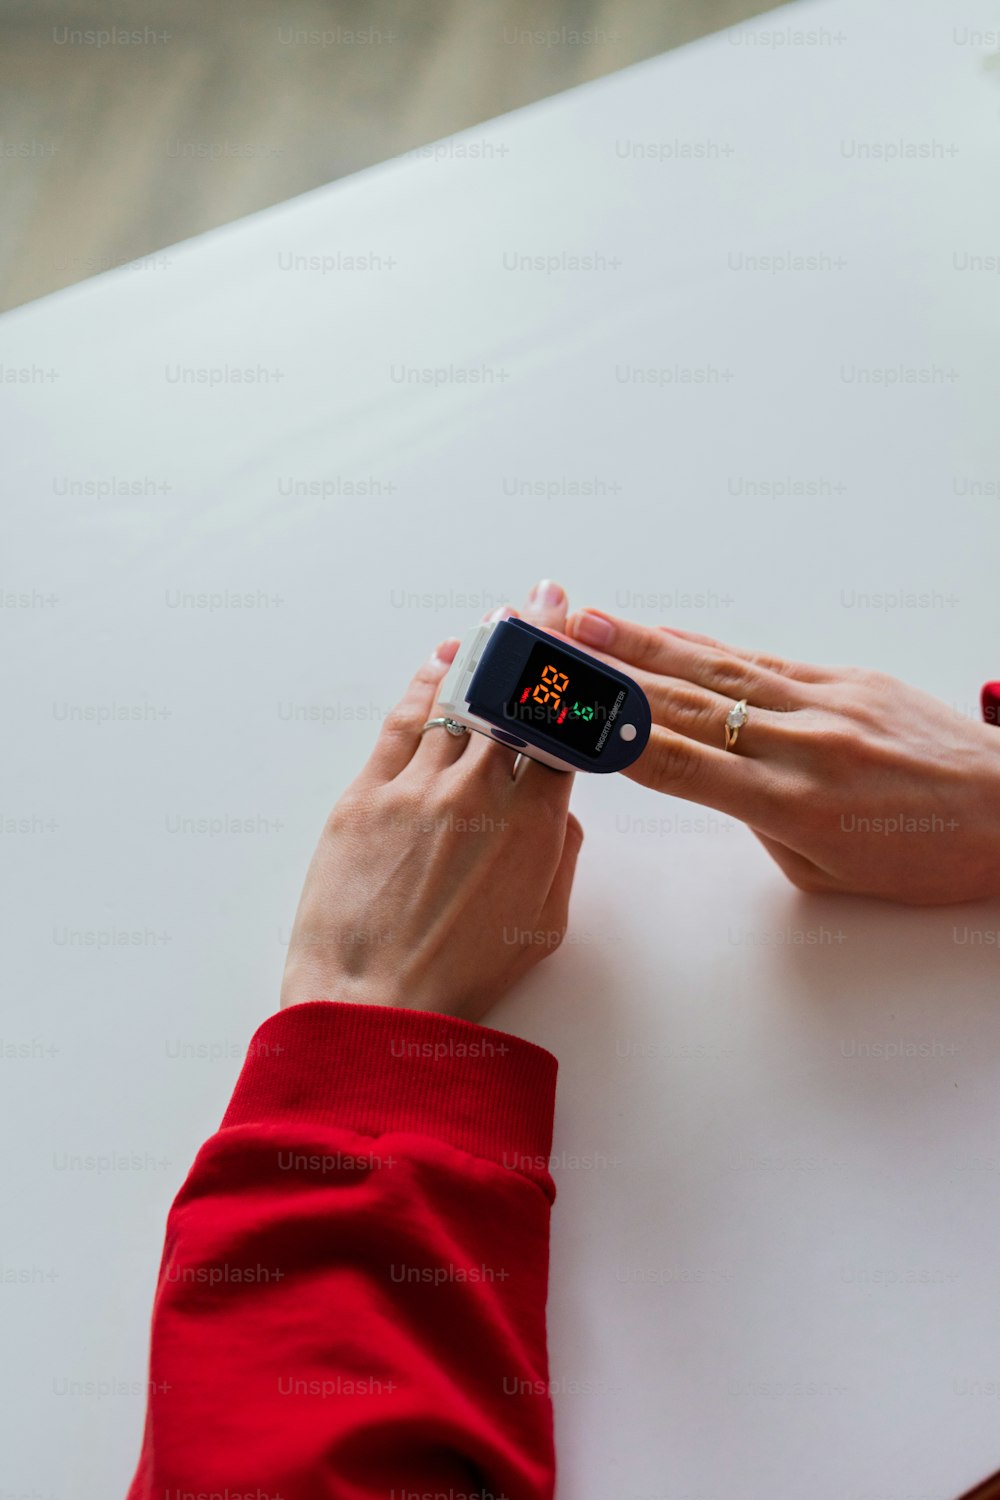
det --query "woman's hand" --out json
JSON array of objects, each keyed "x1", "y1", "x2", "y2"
[
  {"x1": 565, "y1": 607, "x2": 1000, "y2": 905},
  {"x1": 281, "y1": 582, "x2": 583, "y2": 1020}
]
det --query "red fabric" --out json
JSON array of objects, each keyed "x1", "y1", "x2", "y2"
[{"x1": 126, "y1": 1000, "x2": 559, "y2": 1500}]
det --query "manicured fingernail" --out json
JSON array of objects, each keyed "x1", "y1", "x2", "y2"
[
  {"x1": 571, "y1": 610, "x2": 614, "y2": 648},
  {"x1": 430, "y1": 637, "x2": 460, "y2": 667},
  {"x1": 529, "y1": 579, "x2": 564, "y2": 608}
]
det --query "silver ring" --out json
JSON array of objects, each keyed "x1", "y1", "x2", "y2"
[{"x1": 421, "y1": 716, "x2": 469, "y2": 737}]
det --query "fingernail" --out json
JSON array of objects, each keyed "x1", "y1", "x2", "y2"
[
  {"x1": 529, "y1": 579, "x2": 564, "y2": 608},
  {"x1": 430, "y1": 637, "x2": 460, "y2": 667},
  {"x1": 571, "y1": 610, "x2": 613, "y2": 648},
  {"x1": 484, "y1": 605, "x2": 514, "y2": 623}
]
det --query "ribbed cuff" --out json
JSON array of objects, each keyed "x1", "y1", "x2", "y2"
[{"x1": 221, "y1": 1001, "x2": 559, "y2": 1198}]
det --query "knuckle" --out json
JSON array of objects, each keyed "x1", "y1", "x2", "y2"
[
  {"x1": 701, "y1": 654, "x2": 751, "y2": 698},
  {"x1": 832, "y1": 663, "x2": 875, "y2": 688},
  {"x1": 803, "y1": 721, "x2": 887, "y2": 781},
  {"x1": 324, "y1": 790, "x2": 364, "y2": 837},
  {"x1": 323, "y1": 806, "x2": 344, "y2": 839},
  {"x1": 834, "y1": 667, "x2": 881, "y2": 700},
  {"x1": 666, "y1": 626, "x2": 719, "y2": 648},
  {"x1": 380, "y1": 706, "x2": 415, "y2": 742},
  {"x1": 409, "y1": 662, "x2": 442, "y2": 697},
  {"x1": 412, "y1": 658, "x2": 438, "y2": 684},
  {"x1": 856, "y1": 668, "x2": 897, "y2": 704},
  {"x1": 807, "y1": 722, "x2": 859, "y2": 759},
  {"x1": 665, "y1": 684, "x2": 716, "y2": 738},
  {"x1": 645, "y1": 734, "x2": 700, "y2": 789},
  {"x1": 750, "y1": 649, "x2": 790, "y2": 677},
  {"x1": 668, "y1": 687, "x2": 731, "y2": 747},
  {"x1": 769, "y1": 691, "x2": 807, "y2": 715}
]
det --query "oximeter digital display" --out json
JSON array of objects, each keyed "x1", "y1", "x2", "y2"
[{"x1": 434, "y1": 617, "x2": 651, "y2": 773}]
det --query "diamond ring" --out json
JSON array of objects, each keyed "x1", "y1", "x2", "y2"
[
  {"x1": 724, "y1": 698, "x2": 749, "y2": 751},
  {"x1": 421, "y1": 716, "x2": 469, "y2": 737}
]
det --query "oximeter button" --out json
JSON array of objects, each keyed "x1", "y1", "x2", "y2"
[
  {"x1": 491, "y1": 729, "x2": 528, "y2": 749},
  {"x1": 619, "y1": 723, "x2": 638, "y2": 742}
]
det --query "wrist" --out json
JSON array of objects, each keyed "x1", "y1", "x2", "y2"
[{"x1": 279, "y1": 966, "x2": 495, "y2": 1024}]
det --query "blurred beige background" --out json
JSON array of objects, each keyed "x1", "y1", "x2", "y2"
[{"x1": 0, "y1": 0, "x2": 785, "y2": 312}]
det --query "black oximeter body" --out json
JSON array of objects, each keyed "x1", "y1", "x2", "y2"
[{"x1": 434, "y1": 617, "x2": 651, "y2": 773}]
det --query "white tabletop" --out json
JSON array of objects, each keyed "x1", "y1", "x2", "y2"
[{"x1": 3, "y1": 0, "x2": 1000, "y2": 1493}]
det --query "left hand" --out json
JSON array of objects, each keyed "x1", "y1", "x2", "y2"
[{"x1": 281, "y1": 582, "x2": 584, "y2": 1020}]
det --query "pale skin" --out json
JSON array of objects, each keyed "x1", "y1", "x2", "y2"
[
  {"x1": 281, "y1": 584, "x2": 583, "y2": 1020},
  {"x1": 561, "y1": 599, "x2": 1000, "y2": 906},
  {"x1": 282, "y1": 580, "x2": 1000, "y2": 1024}
]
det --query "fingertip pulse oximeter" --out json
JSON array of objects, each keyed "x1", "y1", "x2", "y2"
[{"x1": 435, "y1": 618, "x2": 651, "y2": 773}]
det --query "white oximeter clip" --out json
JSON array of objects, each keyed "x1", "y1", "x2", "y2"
[{"x1": 434, "y1": 621, "x2": 500, "y2": 738}]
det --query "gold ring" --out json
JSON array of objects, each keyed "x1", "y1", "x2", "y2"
[{"x1": 724, "y1": 698, "x2": 749, "y2": 751}]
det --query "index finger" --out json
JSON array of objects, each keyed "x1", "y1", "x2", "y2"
[
  {"x1": 568, "y1": 609, "x2": 830, "y2": 691},
  {"x1": 360, "y1": 638, "x2": 461, "y2": 785},
  {"x1": 566, "y1": 609, "x2": 811, "y2": 708}
]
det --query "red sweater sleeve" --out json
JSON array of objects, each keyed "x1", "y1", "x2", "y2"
[{"x1": 126, "y1": 1000, "x2": 559, "y2": 1500}]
